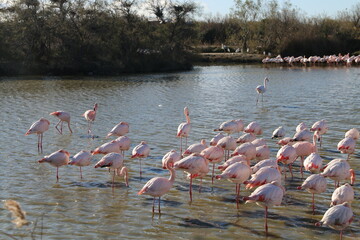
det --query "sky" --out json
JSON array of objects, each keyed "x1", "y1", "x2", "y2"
[{"x1": 197, "y1": 0, "x2": 359, "y2": 18}]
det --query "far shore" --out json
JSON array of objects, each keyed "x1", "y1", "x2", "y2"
[{"x1": 193, "y1": 52, "x2": 264, "y2": 64}]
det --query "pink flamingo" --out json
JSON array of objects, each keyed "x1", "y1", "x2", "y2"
[
  {"x1": 337, "y1": 137, "x2": 356, "y2": 160},
  {"x1": 255, "y1": 145, "x2": 270, "y2": 161},
  {"x1": 244, "y1": 166, "x2": 282, "y2": 189},
  {"x1": 296, "y1": 122, "x2": 307, "y2": 132},
  {"x1": 177, "y1": 107, "x2": 191, "y2": 154},
  {"x1": 244, "y1": 121, "x2": 263, "y2": 135},
  {"x1": 131, "y1": 141, "x2": 150, "y2": 178},
  {"x1": 271, "y1": 126, "x2": 286, "y2": 139},
  {"x1": 345, "y1": 128, "x2": 359, "y2": 140},
  {"x1": 297, "y1": 174, "x2": 327, "y2": 214},
  {"x1": 251, "y1": 138, "x2": 267, "y2": 147},
  {"x1": 183, "y1": 139, "x2": 208, "y2": 157},
  {"x1": 38, "y1": 149, "x2": 70, "y2": 182},
  {"x1": 310, "y1": 119, "x2": 328, "y2": 147},
  {"x1": 244, "y1": 181, "x2": 284, "y2": 235},
  {"x1": 304, "y1": 152, "x2": 323, "y2": 174},
  {"x1": 256, "y1": 77, "x2": 269, "y2": 104},
  {"x1": 216, "y1": 136, "x2": 237, "y2": 161},
  {"x1": 138, "y1": 161, "x2": 175, "y2": 215},
  {"x1": 236, "y1": 132, "x2": 256, "y2": 144},
  {"x1": 25, "y1": 118, "x2": 50, "y2": 153},
  {"x1": 49, "y1": 111, "x2": 72, "y2": 134},
  {"x1": 276, "y1": 144, "x2": 297, "y2": 178},
  {"x1": 94, "y1": 152, "x2": 129, "y2": 188},
  {"x1": 82, "y1": 103, "x2": 98, "y2": 135},
  {"x1": 161, "y1": 150, "x2": 181, "y2": 169},
  {"x1": 114, "y1": 136, "x2": 131, "y2": 156},
  {"x1": 92, "y1": 140, "x2": 121, "y2": 155},
  {"x1": 216, "y1": 162, "x2": 251, "y2": 208},
  {"x1": 231, "y1": 142, "x2": 256, "y2": 166},
  {"x1": 200, "y1": 145, "x2": 224, "y2": 184},
  {"x1": 69, "y1": 150, "x2": 92, "y2": 179},
  {"x1": 292, "y1": 128, "x2": 312, "y2": 142},
  {"x1": 174, "y1": 153, "x2": 209, "y2": 202},
  {"x1": 214, "y1": 119, "x2": 244, "y2": 135},
  {"x1": 106, "y1": 122, "x2": 129, "y2": 138},
  {"x1": 218, "y1": 155, "x2": 248, "y2": 171},
  {"x1": 315, "y1": 202, "x2": 353, "y2": 240},
  {"x1": 210, "y1": 133, "x2": 225, "y2": 146},
  {"x1": 251, "y1": 159, "x2": 278, "y2": 174},
  {"x1": 330, "y1": 183, "x2": 354, "y2": 206},
  {"x1": 321, "y1": 159, "x2": 355, "y2": 188},
  {"x1": 276, "y1": 137, "x2": 294, "y2": 146}
]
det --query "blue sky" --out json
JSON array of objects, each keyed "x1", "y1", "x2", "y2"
[{"x1": 198, "y1": 0, "x2": 359, "y2": 18}]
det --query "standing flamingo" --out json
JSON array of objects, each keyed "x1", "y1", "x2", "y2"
[
  {"x1": 330, "y1": 183, "x2": 354, "y2": 206},
  {"x1": 276, "y1": 144, "x2": 297, "y2": 178},
  {"x1": 49, "y1": 111, "x2": 72, "y2": 134},
  {"x1": 292, "y1": 128, "x2": 312, "y2": 142},
  {"x1": 216, "y1": 162, "x2": 251, "y2": 208},
  {"x1": 200, "y1": 145, "x2": 224, "y2": 184},
  {"x1": 94, "y1": 152, "x2": 129, "y2": 188},
  {"x1": 92, "y1": 140, "x2": 122, "y2": 155},
  {"x1": 82, "y1": 103, "x2": 98, "y2": 135},
  {"x1": 68, "y1": 150, "x2": 92, "y2": 179},
  {"x1": 310, "y1": 119, "x2": 328, "y2": 147},
  {"x1": 106, "y1": 122, "x2": 129, "y2": 138},
  {"x1": 177, "y1": 107, "x2": 191, "y2": 154},
  {"x1": 138, "y1": 161, "x2": 175, "y2": 215},
  {"x1": 256, "y1": 77, "x2": 269, "y2": 104},
  {"x1": 276, "y1": 137, "x2": 294, "y2": 146},
  {"x1": 337, "y1": 137, "x2": 356, "y2": 160},
  {"x1": 251, "y1": 159, "x2": 278, "y2": 174},
  {"x1": 243, "y1": 181, "x2": 284, "y2": 235},
  {"x1": 131, "y1": 141, "x2": 150, "y2": 178},
  {"x1": 38, "y1": 149, "x2": 70, "y2": 182},
  {"x1": 296, "y1": 122, "x2": 307, "y2": 132},
  {"x1": 218, "y1": 155, "x2": 249, "y2": 171},
  {"x1": 183, "y1": 139, "x2": 208, "y2": 157},
  {"x1": 271, "y1": 126, "x2": 286, "y2": 139},
  {"x1": 297, "y1": 174, "x2": 327, "y2": 214},
  {"x1": 321, "y1": 159, "x2": 355, "y2": 188},
  {"x1": 161, "y1": 150, "x2": 181, "y2": 169},
  {"x1": 114, "y1": 136, "x2": 131, "y2": 156},
  {"x1": 173, "y1": 153, "x2": 209, "y2": 202},
  {"x1": 210, "y1": 133, "x2": 225, "y2": 146},
  {"x1": 244, "y1": 166, "x2": 282, "y2": 189},
  {"x1": 231, "y1": 142, "x2": 256, "y2": 166},
  {"x1": 255, "y1": 145, "x2": 270, "y2": 161},
  {"x1": 344, "y1": 128, "x2": 359, "y2": 140},
  {"x1": 304, "y1": 152, "x2": 323, "y2": 174},
  {"x1": 244, "y1": 121, "x2": 263, "y2": 135},
  {"x1": 216, "y1": 136, "x2": 237, "y2": 161},
  {"x1": 214, "y1": 119, "x2": 244, "y2": 135},
  {"x1": 315, "y1": 202, "x2": 353, "y2": 240},
  {"x1": 236, "y1": 133, "x2": 256, "y2": 144},
  {"x1": 25, "y1": 118, "x2": 50, "y2": 153}
]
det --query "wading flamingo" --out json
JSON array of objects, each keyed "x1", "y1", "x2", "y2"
[
  {"x1": 337, "y1": 137, "x2": 356, "y2": 160},
  {"x1": 210, "y1": 133, "x2": 225, "y2": 146},
  {"x1": 271, "y1": 126, "x2": 286, "y2": 139},
  {"x1": 330, "y1": 183, "x2": 354, "y2": 206},
  {"x1": 106, "y1": 122, "x2": 129, "y2": 138},
  {"x1": 236, "y1": 133, "x2": 256, "y2": 144},
  {"x1": 344, "y1": 128, "x2": 359, "y2": 141},
  {"x1": 49, "y1": 111, "x2": 72, "y2": 134},
  {"x1": 214, "y1": 119, "x2": 244, "y2": 135},
  {"x1": 25, "y1": 118, "x2": 50, "y2": 153},
  {"x1": 183, "y1": 139, "x2": 208, "y2": 157},
  {"x1": 131, "y1": 141, "x2": 150, "y2": 178},
  {"x1": 200, "y1": 145, "x2": 224, "y2": 184},
  {"x1": 218, "y1": 155, "x2": 248, "y2": 171},
  {"x1": 69, "y1": 150, "x2": 92, "y2": 179},
  {"x1": 256, "y1": 77, "x2": 269, "y2": 104},
  {"x1": 92, "y1": 140, "x2": 122, "y2": 155},
  {"x1": 216, "y1": 136, "x2": 237, "y2": 161},
  {"x1": 38, "y1": 149, "x2": 70, "y2": 182},
  {"x1": 244, "y1": 166, "x2": 282, "y2": 189},
  {"x1": 321, "y1": 159, "x2": 355, "y2": 188},
  {"x1": 138, "y1": 161, "x2": 175, "y2": 215},
  {"x1": 114, "y1": 136, "x2": 131, "y2": 156},
  {"x1": 244, "y1": 121, "x2": 263, "y2": 135},
  {"x1": 177, "y1": 107, "x2": 191, "y2": 154},
  {"x1": 231, "y1": 142, "x2": 256, "y2": 166},
  {"x1": 310, "y1": 119, "x2": 328, "y2": 147},
  {"x1": 161, "y1": 150, "x2": 181, "y2": 169},
  {"x1": 251, "y1": 159, "x2": 278, "y2": 174},
  {"x1": 82, "y1": 103, "x2": 98, "y2": 135},
  {"x1": 276, "y1": 144, "x2": 297, "y2": 178}
]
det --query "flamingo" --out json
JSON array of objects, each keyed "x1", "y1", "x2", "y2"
[
  {"x1": 25, "y1": 118, "x2": 50, "y2": 153},
  {"x1": 251, "y1": 159, "x2": 278, "y2": 174},
  {"x1": 315, "y1": 202, "x2": 353, "y2": 240},
  {"x1": 216, "y1": 162, "x2": 251, "y2": 208},
  {"x1": 214, "y1": 119, "x2": 244, "y2": 135},
  {"x1": 251, "y1": 138, "x2": 267, "y2": 147},
  {"x1": 210, "y1": 133, "x2": 225, "y2": 146},
  {"x1": 236, "y1": 132, "x2": 256, "y2": 144},
  {"x1": 92, "y1": 140, "x2": 121, "y2": 155},
  {"x1": 38, "y1": 149, "x2": 70, "y2": 182},
  {"x1": 82, "y1": 103, "x2": 98, "y2": 135},
  {"x1": 161, "y1": 150, "x2": 181, "y2": 169},
  {"x1": 183, "y1": 139, "x2": 208, "y2": 157},
  {"x1": 114, "y1": 136, "x2": 131, "y2": 156},
  {"x1": 138, "y1": 161, "x2": 175, "y2": 215},
  {"x1": 310, "y1": 119, "x2": 328, "y2": 147},
  {"x1": 292, "y1": 128, "x2": 312, "y2": 142},
  {"x1": 244, "y1": 166, "x2": 282, "y2": 189},
  {"x1": 49, "y1": 111, "x2": 72, "y2": 134},
  {"x1": 330, "y1": 183, "x2": 354, "y2": 206},
  {"x1": 69, "y1": 150, "x2": 92, "y2": 179},
  {"x1": 231, "y1": 142, "x2": 256, "y2": 166},
  {"x1": 106, "y1": 122, "x2": 129, "y2": 138},
  {"x1": 131, "y1": 141, "x2": 150, "y2": 178},
  {"x1": 177, "y1": 107, "x2": 191, "y2": 154},
  {"x1": 337, "y1": 137, "x2": 356, "y2": 160},
  {"x1": 304, "y1": 152, "x2": 323, "y2": 174},
  {"x1": 94, "y1": 152, "x2": 129, "y2": 188},
  {"x1": 218, "y1": 155, "x2": 248, "y2": 171},
  {"x1": 276, "y1": 144, "x2": 297, "y2": 178},
  {"x1": 296, "y1": 122, "x2": 307, "y2": 132},
  {"x1": 200, "y1": 145, "x2": 224, "y2": 184},
  {"x1": 344, "y1": 128, "x2": 359, "y2": 140},
  {"x1": 321, "y1": 159, "x2": 355, "y2": 188},
  {"x1": 271, "y1": 126, "x2": 286, "y2": 139},
  {"x1": 173, "y1": 153, "x2": 209, "y2": 202},
  {"x1": 216, "y1": 136, "x2": 237, "y2": 161},
  {"x1": 297, "y1": 174, "x2": 327, "y2": 214},
  {"x1": 244, "y1": 121, "x2": 263, "y2": 135},
  {"x1": 255, "y1": 145, "x2": 270, "y2": 161},
  {"x1": 256, "y1": 77, "x2": 269, "y2": 104},
  {"x1": 243, "y1": 181, "x2": 284, "y2": 235},
  {"x1": 276, "y1": 137, "x2": 294, "y2": 146}
]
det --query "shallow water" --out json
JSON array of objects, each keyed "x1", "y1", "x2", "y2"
[{"x1": 0, "y1": 65, "x2": 359, "y2": 239}]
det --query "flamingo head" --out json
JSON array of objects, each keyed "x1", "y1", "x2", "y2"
[{"x1": 50, "y1": 111, "x2": 61, "y2": 116}]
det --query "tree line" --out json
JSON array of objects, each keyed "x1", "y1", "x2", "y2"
[{"x1": 0, "y1": 0, "x2": 359, "y2": 76}]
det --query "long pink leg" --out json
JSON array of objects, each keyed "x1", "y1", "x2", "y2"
[
  {"x1": 152, "y1": 197, "x2": 155, "y2": 215},
  {"x1": 189, "y1": 176, "x2": 193, "y2": 202},
  {"x1": 265, "y1": 206, "x2": 268, "y2": 235},
  {"x1": 139, "y1": 158, "x2": 142, "y2": 178},
  {"x1": 212, "y1": 164, "x2": 215, "y2": 184},
  {"x1": 56, "y1": 167, "x2": 59, "y2": 183},
  {"x1": 300, "y1": 157, "x2": 304, "y2": 178},
  {"x1": 180, "y1": 138, "x2": 183, "y2": 155},
  {"x1": 340, "y1": 230, "x2": 343, "y2": 240},
  {"x1": 236, "y1": 183, "x2": 240, "y2": 209},
  {"x1": 67, "y1": 122, "x2": 73, "y2": 133},
  {"x1": 37, "y1": 134, "x2": 41, "y2": 152},
  {"x1": 289, "y1": 164, "x2": 294, "y2": 178},
  {"x1": 112, "y1": 170, "x2": 115, "y2": 188},
  {"x1": 158, "y1": 197, "x2": 161, "y2": 214},
  {"x1": 55, "y1": 120, "x2": 62, "y2": 134},
  {"x1": 40, "y1": 133, "x2": 43, "y2": 153},
  {"x1": 312, "y1": 193, "x2": 315, "y2": 215}
]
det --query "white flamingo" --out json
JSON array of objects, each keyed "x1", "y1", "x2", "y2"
[{"x1": 256, "y1": 77, "x2": 269, "y2": 104}]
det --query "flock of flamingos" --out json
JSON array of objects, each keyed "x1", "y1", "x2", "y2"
[
  {"x1": 24, "y1": 88, "x2": 357, "y2": 238},
  {"x1": 262, "y1": 53, "x2": 360, "y2": 65}
]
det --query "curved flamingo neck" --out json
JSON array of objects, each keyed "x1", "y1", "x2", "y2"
[
  {"x1": 263, "y1": 78, "x2": 268, "y2": 89},
  {"x1": 168, "y1": 167, "x2": 176, "y2": 183},
  {"x1": 313, "y1": 132, "x2": 318, "y2": 153},
  {"x1": 120, "y1": 167, "x2": 129, "y2": 187}
]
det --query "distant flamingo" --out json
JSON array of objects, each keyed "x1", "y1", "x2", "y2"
[
  {"x1": 244, "y1": 121, "x2": 263, "y2": 135},
  {"x1": 94, "y1": 152, "x2": 129, "y2": 188},
  {"x1": 25, "y1": 118, "x2": 50, "y2": 153},
  {"x1": 256, "y1": 77, "x2": 269, "y2": 104},
  {"x1": 244, "y1": 166, "x2": 282, "y2": 189},
  {"x1": 210, "y1": 133, "x2": 225, "y2": 146},
  {"x1": 345, "y1": 128, "x2": 359, "y2": 140},
  {"x1": 216, "y1": 136, "x2": 237, "y2": 161},
  {"x1": 138, "y1": 161, "x2": 175, "y2": 215},
  {"x1": 231, "y1": 142, "x2": 256, "y2": 166},
  {"x1": 38, "y1": 149, "x2": 70, "y2": 182},
  {"x1": 200, "y1": 145, "x2": 224, "y2": 184},
  {"x1": 49, "y1": 111, "x2": 72, "y2": 134},
  {"x1": 315, "y1": 202, "x2": 353, "y2": 240},
  {"x1": 131, "y1": 141, "x2": 150, "y2": 178},
  {"x1": 236, "y1": 133, "x2": 256, "y2": 144},
  {"x1": 214, "y1": 119, "x2": 244, "y2": 135},
  {"x1": 218, "y1": 155, "x2": 248, "y2": 171},
  {"x1": 69, "y1": 150, "x2": 92, "y2": 179},
  {"x1": 106, "y1": 122, "x2": 129, "y2": 138},
  {"x1": 174, "y1": 153, "x2": 209, "y2": 202},
  {"x1": 216, "y1": 162, "x2": 251, "y2": 208},
  {"x1": 310, "y1": 119, "x2": 328, "y2": 147},
  {"x1": 297, "y1": 174, "x2": 327, "y2": 214},
  {"x1": 337, "y1": 137, "x2": 356, "y2": 160},
  {"x1": 244, "y1": 181, "x2": 284, "y2": 235},
  {"x1": 177, "y1": 107, "x2": 191, "y2": 154},
  {"x1": 330, "y1": 183, "x2": 354, "y2": 206},
  {"x1": 82, "y1": 103, "x2": 98, "y2": 135},
  {"x1": 271, "y1": 126, "x2": 286, "y2": 139},
  {"x1": 251, "y1": 159, "x2": 278, "y2": 174},
  {"x1": 183, "y1": 139, "x2": 208, "y2": 157},
  {"x1": 276, "y1": 144, "x2": 297, "y2": 178},
  {"x1": 321, "y1": 159, "x2": 355, "y2": 188},
  {"x1": 161, "y1": 150, "x2": 181, "y2": 169}
]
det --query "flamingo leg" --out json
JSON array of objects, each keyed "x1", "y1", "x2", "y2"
[
  {"x1": 212, "y1": 163, "x2": 215, "y2": 184},
  {"x1": 236, "y1": 183, "x2": 240, "y2": 209},
  {"x1": 67, "y1": 121, "x2": 73, "y2": 133},
  {"x1": 189, "y1": 176, "x2": 193, "y2": 202},
  {"x1": 340, "y1": 230, "x2": 343, "y2": 240},
  {"x1": 80, "y1": 166, "x2": 83, "y2": 179},
  {"x1": 56, "y1": 167, "x2": 59, "y2": 183},
  {"x1": 180, "y1": 137, "x2": 183, "y2": 155},
  {"x1": 40, "y1": 133, "x2": 43, "y2": 153},
  {"x1": 199, "y1": 178, "x2": 203, "y2": 193},
  {"x1": 55, "y1": 120, "x2": 62, "y2": 134},
  {"x1": 152, "y1": 197, "x2": 155, "y2": 215},
  {"x1": 60, "y1": 121, "x2": 63, "y2": 134},
  {"x1": 112, "y1": 170, "x2": 115, "y2": 188},
  {"x1": 300, "y1": 157, "x2": 304, "y2": 178},
  {"x1": 37, "y1": 134, "x2": 41, "y2": 152},
  {"x1": 158, "y1": 197, "x2": 161, "y2": 214},
  {"x1": 312, "y1": 193, "x2": 315, "y2": 215},
  {"x1": 265, "y1": 206, "x2": 268, "y2": 235},
  {"x1": 139, "y1": 158, "x2": 142, "y2": 178},
  {"x1": 289, "y1": 164, "x2": 294, "y2": 178}
]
